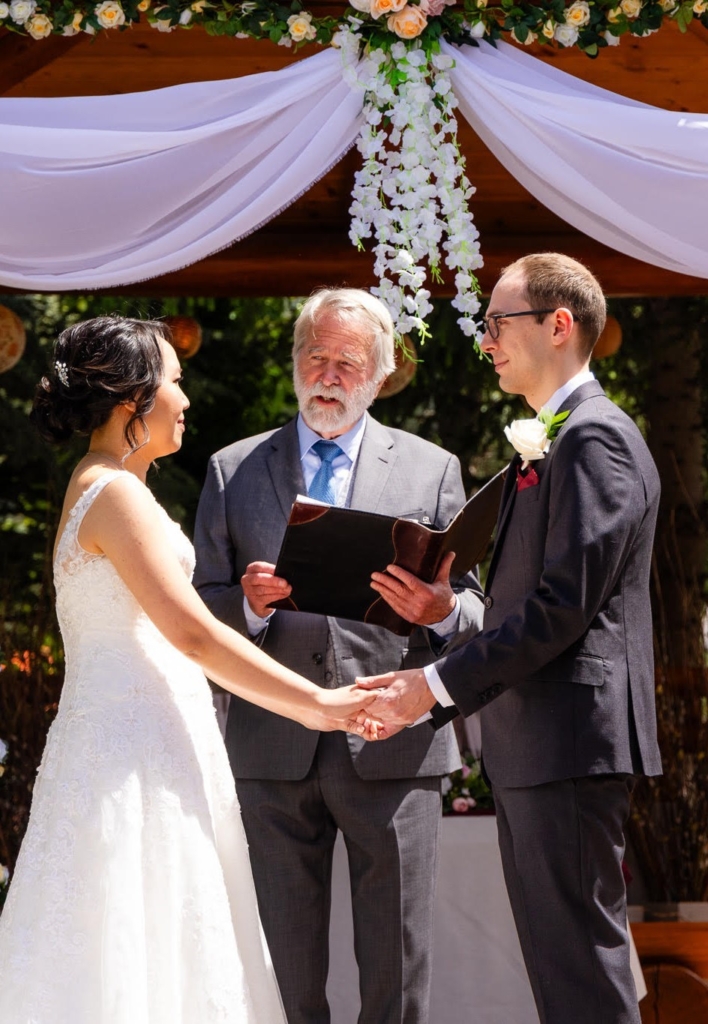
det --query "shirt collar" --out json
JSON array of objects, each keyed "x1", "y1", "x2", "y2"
[
  {"x1": 296, "y1": 412, "x2": 367, "y2": 464},
  {"x1": 543, "y1": 369, "x2": 595, "y2": 415}
]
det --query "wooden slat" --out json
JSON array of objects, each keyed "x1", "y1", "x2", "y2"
[
  {"x1": 0, "y1": 31, "x2": 87, "y2": 94},
  {"x1": 2, "y1": 227, "x2": 704, "y2": 298}
]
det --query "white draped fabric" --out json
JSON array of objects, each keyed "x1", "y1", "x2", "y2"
[
  {"x1": 444, "y1": 40, "x2": 708, "y2": 279},
  {"x1": 0, "y1": 50, "x2": 363, "y2": 290},
  {"x1": 0, "y1": 38, "x2": 707, "y2": 290}
]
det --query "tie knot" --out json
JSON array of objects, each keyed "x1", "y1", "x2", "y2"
[{"x1": 312, "y1": 439, "x2": 342, "y2": 466}]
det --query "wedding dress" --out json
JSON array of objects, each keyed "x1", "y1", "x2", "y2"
[{"x1": 0, "y1": 471, "x2": 286, "y2": 1024}]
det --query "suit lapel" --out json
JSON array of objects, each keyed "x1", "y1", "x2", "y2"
[
  {"x1": 348, "y1": 414, "x2": 396, "y2": 512},
  {"x1": 486, "y1": 456, "x2": 520, "y2": 590},
  {"x1": 265, "y1": 418, "x2": 306, "y2": 522},
  {"x1": 485, "y1": 380, "x2": 606, "y2": 590}
]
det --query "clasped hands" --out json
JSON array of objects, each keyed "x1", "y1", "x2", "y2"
[{"x1": 241, "y1": 552, "x2": 455, "y2": 741}]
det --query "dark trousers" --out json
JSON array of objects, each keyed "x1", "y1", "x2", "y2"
[
  {"x1": 494, "y1": 774, "x2": 640, "y2": 1024},
  {"x1": 236, "y1": 732, "x2": 442, "y2": 1024}
]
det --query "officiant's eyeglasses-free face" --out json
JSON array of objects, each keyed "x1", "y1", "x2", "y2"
[{"x1": 482, "y1": 309, "x2": 581, "y2": 341}]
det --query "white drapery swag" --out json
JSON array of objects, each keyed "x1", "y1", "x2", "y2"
[
  {"x1": 0, "y1": 50, "x2": 364, "y2": 290},
  {"x1": 0, "y1": 39, "x2": 707, "y2": 290}
]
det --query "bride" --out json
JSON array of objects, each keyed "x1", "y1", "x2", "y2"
[{"x1": 0, "y1": 316, "x2": 378, "y2": 1023}]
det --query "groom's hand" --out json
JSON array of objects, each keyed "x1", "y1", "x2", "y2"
[
  {"x1": 241, "y1": 561, "x2": 291, "y2": 619},
  {"x1": 370, "y1": 551, "x2": 456, "y2": 626},
  {"x1": 355, "y1": 669, "x2": 436, "y2": 729}
]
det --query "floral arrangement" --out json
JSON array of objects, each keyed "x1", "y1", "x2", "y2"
[
  {"x1": 340, "y1": 27, "x2": 482, "y2": 340},
  {"x1": 0, "y1": 0, "x2": 705, "y2": 52},
  {"x1": 442, "y1": 751, "x2": 494, "y2": 814}
]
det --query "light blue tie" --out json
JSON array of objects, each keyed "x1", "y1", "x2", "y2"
[{"x1": 308, "y1": 439, "x2": 343, "y2": 505}]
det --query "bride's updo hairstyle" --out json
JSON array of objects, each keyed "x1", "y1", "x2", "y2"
[{"x1": 31, "y1": 316, "x2": 171, "y2": 447}]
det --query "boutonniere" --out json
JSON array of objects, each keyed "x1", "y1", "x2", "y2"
[{"x1": 504, "y1": 408, "x2": 570, "y2": 470}]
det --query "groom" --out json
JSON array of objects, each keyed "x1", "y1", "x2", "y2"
[{"x1": 360, "y1": 254, "x2": 662, "y2": 1024}]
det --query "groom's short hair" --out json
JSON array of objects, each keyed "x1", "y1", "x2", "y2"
[
  {"x1": 293, "y1": 288, "x2": 396, "y2": 382},
  {"x1": 501, "y1": 253, "x2": 607, "y2": 359}
]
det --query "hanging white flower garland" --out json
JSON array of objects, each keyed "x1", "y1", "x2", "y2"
[{"x1": 339, "y1": 24, "x2": 483, "y2": 346}]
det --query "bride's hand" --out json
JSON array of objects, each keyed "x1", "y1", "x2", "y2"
[{"x1": 302, "y1": 685, "x2": 385, "y2": 741}]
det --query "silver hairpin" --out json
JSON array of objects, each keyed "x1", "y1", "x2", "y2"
[{"x1": 55, "y1": 360, "x2": 70, "y2": 387}]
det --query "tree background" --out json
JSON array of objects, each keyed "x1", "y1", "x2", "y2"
[{"x1": 1, "y1": 292, "x2": 707, "y2": 907}]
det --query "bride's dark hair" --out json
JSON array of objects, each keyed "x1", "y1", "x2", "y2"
[{"x1": 31, "y1": 316, "x2": 172, "y2": 447}]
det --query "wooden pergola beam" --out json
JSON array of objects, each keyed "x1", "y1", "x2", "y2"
[
  {"x1": 3, "y1": 230, "x2": 705, "y2": 298},
  {"x1": 0, "y1": 31, "x2": 88, "y2": 93}
]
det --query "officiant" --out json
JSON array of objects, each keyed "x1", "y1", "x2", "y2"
[{"x1": 193, "y1": 287, "x2": 483, "y2": 1024}]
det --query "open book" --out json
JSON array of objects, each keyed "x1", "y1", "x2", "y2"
[{"x1": 269, "y1": 468, "x2": 506, "y2": 636}]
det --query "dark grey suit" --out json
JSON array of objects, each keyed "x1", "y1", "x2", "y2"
[
  {"x1": 194, "y1": 413, "x2": 483, "y2": 1024},
  {"x1": 431, "y1": 381, "x2": 662, "y2": 1024}
]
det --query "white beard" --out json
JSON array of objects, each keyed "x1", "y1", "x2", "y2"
[{"x1": 293, "y1": 368, "x2": 380, "y2": 436}]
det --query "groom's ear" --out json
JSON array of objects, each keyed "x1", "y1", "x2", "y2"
[{"x1": 550, "y1": 307, "x2": 575, "y2": 348}]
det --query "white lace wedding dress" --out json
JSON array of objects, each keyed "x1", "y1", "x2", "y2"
[{"x1": 0, "y1": 472, "x2": 286, "y2": 1024}]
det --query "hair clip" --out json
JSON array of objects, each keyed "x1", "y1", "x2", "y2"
[{"x1": 55, "y1": 361, "x2": 70, "y2": 387}]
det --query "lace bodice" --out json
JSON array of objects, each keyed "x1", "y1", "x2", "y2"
[{"x1": 54, "y1": 470, "x2": 195, "y2": 651}]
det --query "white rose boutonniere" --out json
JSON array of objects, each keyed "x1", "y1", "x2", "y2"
[{"x1": 504, "y1": 407, "x2": 570, "y2": 468}]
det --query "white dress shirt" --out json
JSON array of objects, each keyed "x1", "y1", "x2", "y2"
[
  {"x1": 243, "y1": 413, "x2": 461, "y2": 638},
  {"x1": 423, "y1": 369, "x2": 595, "y2": 712}
]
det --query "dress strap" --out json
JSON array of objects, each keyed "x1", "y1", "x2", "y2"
[{"x1": 55, "y1": 471, "x2": 134, "y2": 570}]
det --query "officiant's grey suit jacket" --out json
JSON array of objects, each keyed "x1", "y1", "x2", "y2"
[
  {"x1": 432, "y1": 380, "x2": 663, "y2": 786},
  {"x1": 194, "y1": 413, "x2": 484, "y2": 781}
]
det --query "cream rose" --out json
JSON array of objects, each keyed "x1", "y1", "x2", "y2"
[
  {"x1": 287, "y1": 12, "x2": 316, "y2": 41},
  {"x1": 553, "y1": 21, "x2": 579, "y2": 43},
  {"x1": 693, "y1": 0, "x2": 707, "y2": 13},
  {"x1": 0, "y1": 3, "x2": 9, "y2": 18},
  {"x1": 603, "y1": 28, "x2": 621, "y2": 43},
  {"x1": 9, "y1": 0, "x2": 36, "y2": 24},
  {"x1": 349, "y1": 0, "x2": 372, "y2": 11},
  {"x1": 542, "y1": 17, "x2": 555, "y2": 36},
  {"x1": 620, "y1": 0, "x2": 642, "y2": 17},
  {"x1": 504, "y1": 418, "x2": 551, "y2": 462},
  {"x1": 658, "y1": 0, "x2": 676, "y2": 9},
  {"x1": 370, "y1": 0, "x2": 406, "y2": 19},
  {"x1": 94, "y1": 1, "x2": 126, "y2": 28},
  {"x1": 387, "y1": 4, "x2": 427, "y2": 37},
  {"x1": 191, "y1": 0, "x2": 207, "y2": 9},
  {"x1": 565, "y1": 0, "x2": 591, "y2": 26},
  {"x1": 27, "y1": 11, "x2": 51, "y2": 36},
  {"x1": 137, "y1": 0, "x2": 151, "y2": 10}
]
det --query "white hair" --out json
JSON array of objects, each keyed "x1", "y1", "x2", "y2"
[{"x1": 292, "y1": 288, "x2": 396, "y2": 381}]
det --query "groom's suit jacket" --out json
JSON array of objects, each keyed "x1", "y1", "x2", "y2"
[
  {"x1": 432, "y1": 380, "x2": 663, "y2": 787},
  {"x1": 194, "y1": 413, "x2": 484, "y2": 781}
]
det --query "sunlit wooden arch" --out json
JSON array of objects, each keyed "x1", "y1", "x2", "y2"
[{"x1": 1, "y1": 13, "x2": 707, "y2": 297}]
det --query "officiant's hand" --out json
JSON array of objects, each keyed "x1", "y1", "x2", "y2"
[
  {"x1": 241, "y1": 561, "x2": 291, "y2": 619},
  {"x1": 370, "y1": 551, "x2": 456, "y2": 626},
  {"x1": 354, "y1": 669, "x2": 436, "y2": 735}
]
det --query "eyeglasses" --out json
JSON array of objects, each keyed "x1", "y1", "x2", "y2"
[{"x1": 481, "y1": 309, "x2": 576, "y2": 341}]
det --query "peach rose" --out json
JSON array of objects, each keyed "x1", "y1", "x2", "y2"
[
  {"x1": 387, "y1": 3, "x2": 427, "y2": 37},
  {"x1": 370, "y1": 0, "x2": 407, "y2": 20}
]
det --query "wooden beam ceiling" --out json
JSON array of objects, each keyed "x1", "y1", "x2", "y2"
[{"x1": 1, "y1": 18, "x2": 707, "y2": 297}]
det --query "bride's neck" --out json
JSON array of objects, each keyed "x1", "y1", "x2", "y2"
[{"x1": 87, "y1": 424, "x2": 148, "y2": 482}]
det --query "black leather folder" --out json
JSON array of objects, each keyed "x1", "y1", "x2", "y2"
[{"x1": 269, "y1": 468, "x2": 506, "y2": 636}]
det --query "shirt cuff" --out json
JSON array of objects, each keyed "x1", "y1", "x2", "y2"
[
  {"x1": 243, "y1": 595, "x2": 274, "y2": 637},
  {"x1": 423, "y1": 662, "x2": 456, "y2": 707},
  {"x1": 426, "y1": 595, "x2": 460, "y2": 640}
]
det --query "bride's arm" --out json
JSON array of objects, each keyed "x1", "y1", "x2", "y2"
[{"x1": 79, "y1": 475, "x2": 378, "y2": 735}]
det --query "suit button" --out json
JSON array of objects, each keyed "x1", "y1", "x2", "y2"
[
  {"x1": 484, "y1": 596, "x2": 494, "y2": 609},
  {"x1": 324, "y1": 671, "x2": 333, "y2": 683},
  {"x1": 312, "y1": 653, "x2": 323, "y2": 665}
]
